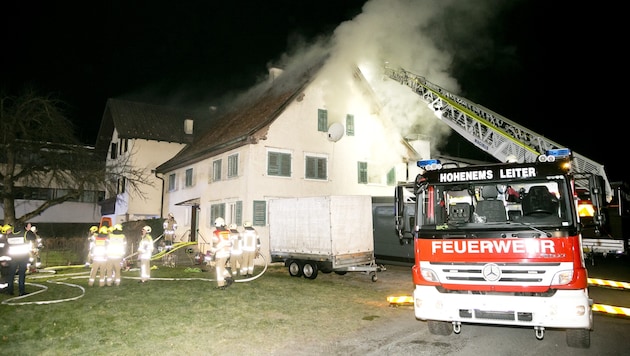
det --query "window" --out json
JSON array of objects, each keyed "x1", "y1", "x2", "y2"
[
  {"x1": 253, "y1": 200, "x2": 267, "y2": 226},
  {"x1": 210, "y1": 203, "x2": 226, "y2": 227},
  {"x1": 387, "y1": 167, "x2": 396, "y2": 186},
  {"x1": 213, "y1": 159, "x2": 222, "y2": 181},
  {"x1": 227, "y1": 200, "x2": 243, "y2": 226},
  {"x1": 185, "y1": 168, "x2": 194, "y2": 187},
  {"x1": 168, "y1": 173, "x2": 176, "y2": 191},
  {"x1": 317, "y1": 109, "x2": 328, "y2": 132},
  {"x1": 267, "y1": 151, "x2": 291, "y2": 177},
  {"x1": 357, "y1": 161, "x2": 368, "y2": 184},
  {"x1": 305, "y1": 155, "x2": 327, "y2": 180},
  {"x1": 117, "y1": 177, "x2": 126, "y2": 194},
  {"x1": 228, "y1": 154, "x2": 238, "y2": 178},
  {"x1": 110, "y1": 142, "x2": 118, "y2": 159},
  {"x1": 346, "y1": 114, "x2": 355, "y2": 136}
]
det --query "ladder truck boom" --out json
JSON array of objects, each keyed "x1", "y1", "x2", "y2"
[{"x1": 384, "y1": 65, "x2": 612, "y2": 202}]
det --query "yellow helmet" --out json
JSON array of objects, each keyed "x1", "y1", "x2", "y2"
[
  {"x1": 243, "y1": 221, "x2": 253, "y2": 228},
  {"x1": 90, "y1": 226, "x2": 98, "y2": 233},
  {"x1": 2, "y1": 224, "x2": 12, "y2": 233},
  {"x1": 99, "y1": 226, "x2": 109, "y2": 234},
  {"x1": 113, "y1": 224, "x2": 123, "y2": 231}
]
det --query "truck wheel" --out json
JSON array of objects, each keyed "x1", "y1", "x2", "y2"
[
  {"x1": 334, "y1": 271, "x2": 347, "y2": 275},
  {"x1": 302, "y1": 261, "x2": 319, "y2": 279},
  {"x1": 427, "y1": 320, "x2": 452, "y2": 335},
  {"x1": 566, "y1": 328, "x2": 590, "y2": 348},
  {"x1": 288, "y1": 260, "x2": 303, "y2": 277}
]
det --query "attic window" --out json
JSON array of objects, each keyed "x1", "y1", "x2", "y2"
[{"x1": 317, "y1": 109, "x2": 328, "y2": 132}]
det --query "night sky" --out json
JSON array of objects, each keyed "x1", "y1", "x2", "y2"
[{"x1": 3, "y1": 1, "x2": 626, "y2": 183}]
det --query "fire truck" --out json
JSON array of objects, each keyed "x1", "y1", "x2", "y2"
[
  {"x1": 383, "y1": 65, "x2": 625, "y2": 348},
  {"x1": 395, "y1": 151, "x2": 592, "y2": 348},
  {"x1": 384, "y1": 65, "x2": 628, "y2": 261}
]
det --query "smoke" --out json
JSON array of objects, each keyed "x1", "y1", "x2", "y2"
[{"x1": 265, "y1": 0, "x2": 511, "y2": 175}]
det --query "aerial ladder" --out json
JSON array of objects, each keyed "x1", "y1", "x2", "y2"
[{"x1": 384, "y1": 64, "x2": 612, "y2": 203}]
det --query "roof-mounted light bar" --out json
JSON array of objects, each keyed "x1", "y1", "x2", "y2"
[
  {"x1": 538, "y1": 148, "x2": 572, "y2": 162},
  {"x1": 417, "y1": 159, "x2": 442, "y2": 170}
]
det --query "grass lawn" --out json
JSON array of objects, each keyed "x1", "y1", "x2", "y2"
[{"x1": 1, "y1": 260, "x2": 410, "y2": 355}]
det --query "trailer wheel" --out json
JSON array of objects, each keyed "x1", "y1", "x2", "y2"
[
  {"x1": 370, "y1": 272, "x2": 378, "y2": 282},
  {"x1": 288, "y1": 260, "x2": 303, "y2": 277},
  {"x1": 302, "y1": 261, "x2": 319, "y2": 279},
  {"x1": 334, "y1": 271, "x2": 347, "y2": 275},
  {"x1": 566, "y1": 328, "x2": 590, "y2": 348},
  {"x1": 427, "y1": 320, "x2": 452, "y2": 335}
]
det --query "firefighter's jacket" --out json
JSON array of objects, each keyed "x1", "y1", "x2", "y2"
[
  {"x1": 138, "y1": 234, "x2": 154, "y2": 260},
  {"x1": 0, "y1": 234, "x2": 10, "y2": 262},
  {"x1": 107, "y1": 231, "x2": 127, "y2": 259},
  {"x1": 241, "y1": 227, "x2": 260, "y2": 252},
  {"x1": 90, "y1": 235, "x2": 109, "y2": 262},
  {"x1": 229, "y1": 228, "x2": 242, "y2": 256},
  {"x1": 6, "y1": 232, "x2": 31, "y2": 262},
  {"x1": 212, "y1": 228, "x2": 232, "y2": 259}
]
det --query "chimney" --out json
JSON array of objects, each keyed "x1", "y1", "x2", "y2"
[
  {"x1": 184, "y1": 119, "x2": 193, "y2": 135},
  {"x1": 268, "y1": 67, "x2": 284, "y2": 83}
]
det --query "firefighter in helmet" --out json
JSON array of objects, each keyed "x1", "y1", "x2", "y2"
[
  {"x1": 137, "y1": 226, "x2": 154, "y2": 283},
  {"x1": 106, "y1": 224, "x2": 127, "y2": 286},
  {"x1": 162, "y1": 212, "x2": 177, "y2": 251},
  {"x1": 4, "y1": 224, "x2": 31, "y2": 296},
  {"x1": 0, "y1": 224, "x2": 11, "y2": 292},
  {"x1": 212, "y1": 217, "x2": 233, "y2": 289},
  {"x1": 88, "y1": 226, "x2": 110, "y2": 287},
  {"x1": 85, "y1": 225, "x2": 99, "y2": 266},
  {"x1": 228, "y1": 223, "x2": 242, "y2": 277},
  {"x1": 240, "y1": 221, "x2": 260, "y2": 278}
]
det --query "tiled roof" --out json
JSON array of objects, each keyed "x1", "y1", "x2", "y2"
[
  {"x1": 94, "y1": 99, "x2": 206, "y2": 158},
  {"x1": 156, "y1": 60, "x2": 324, "y2": 173}
]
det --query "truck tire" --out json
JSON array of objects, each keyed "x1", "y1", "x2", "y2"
[
  {"x1": 566, "y1": 328, "x2": 590, "y2": 348},
  {"x1": 427, "y1": 320, "x2": 452, "y2": 336},
  {"x1": 302, "y1": 261, "x2": 319, "y2": 279},
  {"x1": 288, "y1": 260, "x2": 303, "y2": 277}
]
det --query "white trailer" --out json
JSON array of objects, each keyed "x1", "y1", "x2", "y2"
[{"x1": 269, "y1": 195, "x2": 381, "y2": 282}]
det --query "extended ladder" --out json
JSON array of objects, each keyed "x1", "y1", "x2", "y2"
[{"x1": 384, "y1": 65, "x2": 612, "y2": 202}]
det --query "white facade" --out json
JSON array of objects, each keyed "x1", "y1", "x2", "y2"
[
  {"x1": 161, "y1": 74, "x2": 430, "y2": 260},
  {"x1": 102, "y1": 128, "x2": 187, "y2": 225}
]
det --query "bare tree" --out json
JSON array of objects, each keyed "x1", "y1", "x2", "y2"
[{"x1": 0, "y1": 90, "x2": 150, "y2": 227}]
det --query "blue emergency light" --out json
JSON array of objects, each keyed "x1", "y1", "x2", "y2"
[
  {"x1": 417, "y1": 159, "x2": 442, "y2": 170},
  {"x1": 538, "y1": 148, "x2": 572, "y2": 162},
  {"x1": 546, "y1": 148, "x2": 572, "y2": 158}
]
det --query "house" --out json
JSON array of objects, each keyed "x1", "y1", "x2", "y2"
[
  {"x1": 154, "y1": 56, "x2": 430, "y2": 259},
  {"x1": 95, "y1": 98, "x2": 207, "y2": 227}
]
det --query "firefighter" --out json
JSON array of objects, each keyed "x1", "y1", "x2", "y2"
[
  {"x1": 88, "y1": 226, "x2": 110, "y2": 287},
  {"x1": 106, "y1": 224, "x2": 127, "y2": 286},
  {"x1": 4, "y1": 225, "x2": 31, "y2": 296},
  {"x1": 162, "y1": 212, "x2": 177, "y2": 251},
  {"x1": 85, "y1": 225, "x2": 98, "y2": 266},
  {"x1": 212, "y1": 217, "x2": 233, "y2": 289},
  {"x1": 240, "y1": 221, "x2": 260, "y2": 278},
  {"x1": 228, "y1": 223, "x2": 242, "y2": 277},
  {"x1": 27, "y1": 224, "x2": 43, "y2": 272},
  {"x1": 137, "y1": 226, "x2": 154, "y2": 283},
  {"x1": 0, "y1": 225, "x2": 11, "y2": 292}
]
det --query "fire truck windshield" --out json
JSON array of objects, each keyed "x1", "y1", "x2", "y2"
[{"x1": 418, "y1": 179, "x2": 574, "y2": 229}]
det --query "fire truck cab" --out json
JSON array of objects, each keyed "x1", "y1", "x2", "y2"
[{"x1": 395, "y1": 149, "x2": 593, "y2": 348}]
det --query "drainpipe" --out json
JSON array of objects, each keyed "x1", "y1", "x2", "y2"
[{"x1": 152, "y1": 170, "x2": 165, "y2": 219}]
